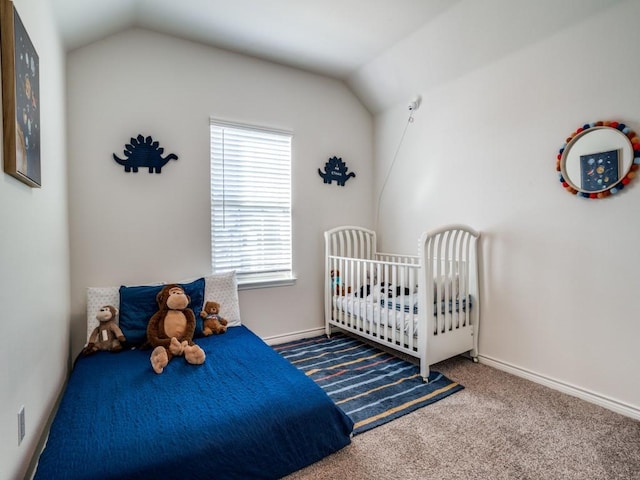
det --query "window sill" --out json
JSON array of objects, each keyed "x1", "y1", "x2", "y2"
[{"x1": 237, "y1": 275, "x2": 297, "y2": 291}]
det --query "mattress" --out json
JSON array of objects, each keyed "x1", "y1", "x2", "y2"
[
  {"x1": 332, "y1": 294, "x2": 473, "y2": 336},
  {"x1": 34, "y1": 325, "x2": 353, "y2": 480},
  {"x1": 333, "y1": 294, "x2": 418, "y2": 334}
]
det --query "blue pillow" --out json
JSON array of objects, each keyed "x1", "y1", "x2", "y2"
[{"x1": 119, "y1": 277, "x2": 205, "y2": 346}]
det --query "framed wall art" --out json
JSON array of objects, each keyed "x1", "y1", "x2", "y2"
[
  {"x1": 579, "y1": 149, "x2": 619, "y2": 192},
  {"x1": 1, "y1": 0, "x2": 40, "y2": 187}
]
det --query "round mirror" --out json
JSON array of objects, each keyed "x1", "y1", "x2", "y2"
[{"x1": 556, "y1": 121, "x2": 639, "y2": 198}]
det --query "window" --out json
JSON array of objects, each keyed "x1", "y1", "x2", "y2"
[{"x1": 209, "y1": 120, "x2": 293, "y2": 288}]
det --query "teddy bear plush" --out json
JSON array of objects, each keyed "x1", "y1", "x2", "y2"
[
  {"x1": 200, "y1": 301, "x2": 228, "y2": 335},
  {"x1": 145, "y1": 284, "x2": 206, "y2": 374},
  {"x1": 82, "y1": 305, "x2": 126, "y2": 355}
]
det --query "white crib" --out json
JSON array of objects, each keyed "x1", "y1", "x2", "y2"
[{"x1": 324, "y1": 224, "x2": 481, "y2": 381}]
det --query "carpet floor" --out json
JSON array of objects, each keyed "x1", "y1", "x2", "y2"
[{"x1": 283, "y1": 354, "x2": 640, "y2": 480}]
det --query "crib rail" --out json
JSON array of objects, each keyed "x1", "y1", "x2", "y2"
[{"x1": 376, "y1": 252, "x2": 420, "y2": 265}]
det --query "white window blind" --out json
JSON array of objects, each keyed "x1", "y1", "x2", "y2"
[{"x1": 210, "y1": 120, "x2": 293, "y2": 284}]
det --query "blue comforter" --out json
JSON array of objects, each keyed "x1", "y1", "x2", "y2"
[{"x1": 34, "y1": 326, "x2": 353, "y2": 479}]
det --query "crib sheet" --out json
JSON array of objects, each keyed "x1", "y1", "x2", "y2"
[
  {"x1": 333, "y1": 294, "x2": 473, "y2": 337},
  {"x1": 333, "y1": 294, "x2": 418, "y2": 334}
]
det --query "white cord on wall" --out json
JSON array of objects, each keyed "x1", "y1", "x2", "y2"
[{"x1": 375, "y1": 96, "x2": 421, "y2": 231}]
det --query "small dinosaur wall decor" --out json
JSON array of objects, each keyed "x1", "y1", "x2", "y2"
[
  {"x1": 113, "y1": 134, "x2": 178, "y2": 173},
  {"x1": 318, "y1": 156, "x2": 356, "y2": 186}
]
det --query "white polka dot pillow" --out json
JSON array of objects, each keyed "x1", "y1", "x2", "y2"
[
  {"x1": 204, "y1": 271, "x2": 241, "y2": 327},
  {"x1": 86, "y1": 286, "x2": 120, "y2": 342},
  {"x1": 85, "y1": 281, "x2": 166, "y2": 343}
]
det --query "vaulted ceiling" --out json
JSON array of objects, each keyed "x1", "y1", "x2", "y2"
[
  {"x1": 50, "y1": 0, "x2": 626, "y2": 113},
  {"x1": 51, "y1": 0, "x2": 458, "y2": 79}
]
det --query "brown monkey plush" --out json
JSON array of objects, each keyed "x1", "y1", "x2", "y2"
[
  {"x1": 146, "y1": 284, "x2": 206, "y2": 374},
  {"x1": 200, "y1": 301, "x2": 228, "y2": 335},
  {"x1": 82, "y1": 306, "x2": 126, "y2": 355}
]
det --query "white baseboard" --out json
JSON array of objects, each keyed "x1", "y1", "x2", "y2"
[
  {"x1": 262, "y1": 327, "x2": 326, "y2": 346},
  {"x1": 479, "y1": 354, "x2": 640, "y2": 421}
]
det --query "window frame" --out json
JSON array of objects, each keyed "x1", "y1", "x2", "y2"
[{"x1": 209, "y1": 119, "x2": 295, "y2": 290}]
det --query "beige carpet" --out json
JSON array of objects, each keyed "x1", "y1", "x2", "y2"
[{"x1": 285, "y1": 356, "x2": 640, "y2": 480}]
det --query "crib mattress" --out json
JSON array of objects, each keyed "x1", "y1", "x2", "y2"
[
  {"x1": 333, "y1": 294, "x2": 418, "y2": 333},
  {"x1": 332, "y1": 294, "x2": 472, "y2": 336}
]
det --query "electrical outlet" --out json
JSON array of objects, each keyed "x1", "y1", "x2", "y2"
[{"x1": 17, "y1": 406, "x2": 25, "y2": 445}]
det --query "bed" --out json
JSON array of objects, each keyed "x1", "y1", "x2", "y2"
[
  {"x1": 324, "y1": 224, "x2": 481, "y2": 381},
  {"x1": 33, "y1": 272, "x2": 353, "y2": 480}
]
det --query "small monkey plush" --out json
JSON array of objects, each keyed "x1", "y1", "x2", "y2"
[
  {"x1": 82, "y1": 305, "x2": 126, "y2": 355},
  {"x1": 200, "y1": 301, "x2": 228, "y2": 336}
]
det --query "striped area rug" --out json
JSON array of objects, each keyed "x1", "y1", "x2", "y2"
[{"x1": 274, "y1": 333, "x2": 463, "y2": 435}]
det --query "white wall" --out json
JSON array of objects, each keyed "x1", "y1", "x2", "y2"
[
  {"x1": 66, "y1": 28, "x2": 373, "y2": 358},
  {"x1": 0, "y1": 0, "x2": 69, "y2": 478},
  {"x1": 351, "y1": 0, "x2": 640, "y2": 415}
]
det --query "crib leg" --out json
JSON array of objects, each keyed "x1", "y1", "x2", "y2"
[
  {"x1": 420, "y1": 359, "x2": 429, "y2": 383},
  {"x1": 470, "y1": 346, "x2": 479, "y2": 363}
]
